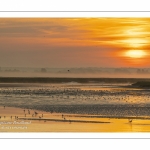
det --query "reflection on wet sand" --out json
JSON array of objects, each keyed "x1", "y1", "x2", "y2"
[
  {"x1": 1, "y1": 106, "x2": 150, "y2": 132},
  {"x1": 1, "y1": 83, "x2": 150, "y2": 132}
]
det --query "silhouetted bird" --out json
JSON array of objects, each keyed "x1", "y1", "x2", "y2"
[
  {"x1": 69, "y1": 120, "x2": 71, "y2": 124},
  {"x1": 28, "y1": 110, "x2": 30, "y2": 114},
  {"x1": 129, "y1": 119, "x2": 132, "y2": 123}
]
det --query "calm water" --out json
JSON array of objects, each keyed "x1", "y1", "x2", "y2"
[{"x1": 0, "y1": 82, "x2": 150, "y2": 118}]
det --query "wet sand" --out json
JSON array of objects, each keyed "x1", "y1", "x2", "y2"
[{"x1": 1, "y1": 106, "x2": 150, "y2": 132}]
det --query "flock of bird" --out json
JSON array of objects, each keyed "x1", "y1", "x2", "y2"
[
  {"x1": 0, "y1": 105, "x2": 71, "y2": 123},
  {"x1": 0, "y1": 106, "x2": 44, "y2": 121},
  {"x1": 0, "y1": 85, "x2": 150, "y2": 105},
  {"x1": 0, "y1": 84, "x2": 150, "y2": 119}
]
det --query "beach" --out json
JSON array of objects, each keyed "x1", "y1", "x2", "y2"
[
  {"x1": 1, "y1": 106, "x2": 150, "y2": 132},
  {"x1": 0, "y1": 81, "x2": 150, "y2": 132}
]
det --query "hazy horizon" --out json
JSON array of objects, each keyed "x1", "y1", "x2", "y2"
[{"x1": 0, "y1": 67, "x2": 150, "y2": 78}]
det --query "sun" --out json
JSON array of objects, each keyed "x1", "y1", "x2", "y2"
[{"x1": 124, "y1": 50, "x2": 147, "y2": 58}]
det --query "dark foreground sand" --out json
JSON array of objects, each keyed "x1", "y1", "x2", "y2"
[{"x1": 1, "y1": 106, "x2": 150, "y2": 132}]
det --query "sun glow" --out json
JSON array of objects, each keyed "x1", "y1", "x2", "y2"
[
  {"x1": 122, "y1": 38, "x2": 147, "y2": 48},
  {"x1": 125, "y1": 50, "x2": 147, "y2": 58}
]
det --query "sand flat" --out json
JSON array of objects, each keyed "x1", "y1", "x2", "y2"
[{"x1": 1, "y1": 106, "x2": 150, "y2": 132}]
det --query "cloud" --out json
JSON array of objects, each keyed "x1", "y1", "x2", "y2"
[{"x1": 0, "y1": 18, "x2": 150, "y2": 68}]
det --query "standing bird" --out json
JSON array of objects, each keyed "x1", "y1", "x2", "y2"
[
  {"x1": 28, "y1": 110, "x2": 30, "y2": 114},
  {"x1": 129, "y1": 119, "x2": 132, "y2": 123},
  {"x1": 69, "y1": 120, "x2": 71, "y2": 124},
  {"x1": 35, "y1": 111, "x2": 38, "y2": 116}
]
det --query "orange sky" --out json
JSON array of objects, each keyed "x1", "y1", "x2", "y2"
[{"x1": 0, "y1": 18, "x2": 150, "y2": 68}]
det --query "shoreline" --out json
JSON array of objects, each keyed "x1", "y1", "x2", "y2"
[
  {"x1": 0, "y1": 77, "x2": 150, "y2": 84},
  {"x1": 2, "y1": 104, "x2": 150, "y2": 120}
]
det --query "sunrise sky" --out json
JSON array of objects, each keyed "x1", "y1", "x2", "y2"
[{"x1": 0, "y1": 18, "x2": 150, "y2": 68}]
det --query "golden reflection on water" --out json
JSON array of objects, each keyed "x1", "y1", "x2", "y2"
[{"x1": 1, "y1": 108, "x2": 150, "y2": 132}]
